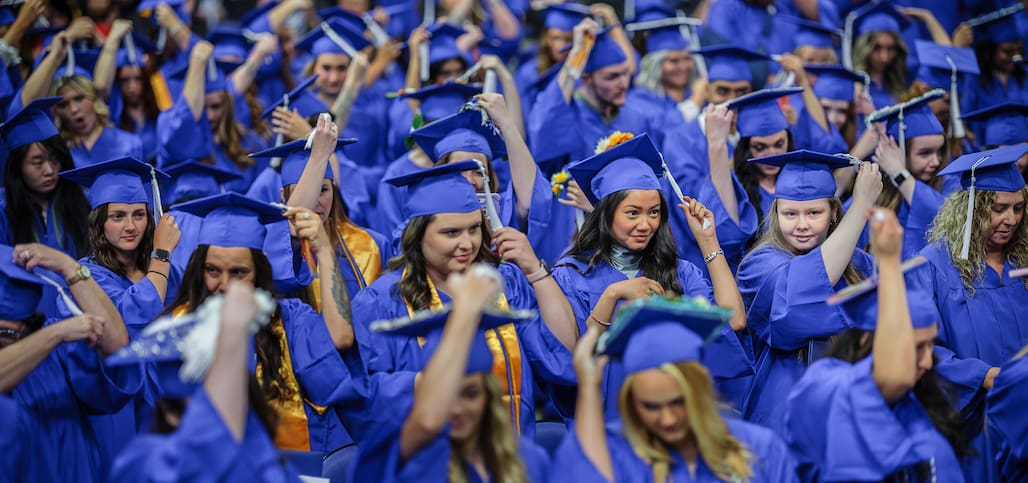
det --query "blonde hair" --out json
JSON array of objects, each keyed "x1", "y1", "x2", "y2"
[
  {"x1": 448, "y1": 373, "x2": 528, "y2": 483},
  {"x1": 754, "y1": 198, "x2": 864, "y2": 285},
  {"x1": 618, "y1": 361, "x2": 753, "y2": 482},
  {"x1": 927, "y1": 187, "x2": 1028, "y2": 293},
  {"x1": 635, "y1": 50, "x2": 697, "y2": 99},
  {"x1": 51, "y1": 75, "x2": 111, "y2": 144},
  {"x1": 853, "y1": 31, "x2": 908, "y2": 100}
]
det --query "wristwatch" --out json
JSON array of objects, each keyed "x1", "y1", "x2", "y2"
[
  {"x1": 891, "y1": 169, "x2": 911, "y2": 188},
  {"x1": 65, "y1": 264, "x2": 91, "y2": 287},
  {"x1": 151, "y1": 249, "x2": 171, "y2": 263}
]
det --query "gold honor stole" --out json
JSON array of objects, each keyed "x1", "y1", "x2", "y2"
[
  {"x1": 304, "y1": 220, "x2": 383, "y2": 312},
  {"x1": 172, "y1": 304, "x2": 328, "y2": 451},
  {"x1": 402, "y1": 270, "x2": 524, "y2": 434}
]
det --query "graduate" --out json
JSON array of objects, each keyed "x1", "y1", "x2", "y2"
[
  {"x1": 514, "y1": 3, "x2": 590, "y2": 118},
  {"x1": 986, "y1": 343, "x2": 1028, "y2": 482},
  {"x1": 0, "y1": 242, "x2": 142, "y2": 483},
  {"x1": 93, "y1": 21, "x2": 161, "y2": 163},
  {"x1": 162, "y1": 160, "x2": 242, "y2": 275},
  {"x1": 963, "y1": 11, "x2": 1028, "y2": 117},
  {"x1": 169, "y1": 192, "x2": 364, "y2": 454},
  {"x1": 705, "y1": 0, "x2": 818, "y2": 64},
  {"x1": 784, "y1": 16, "x2": 840, "y2": 66},
  {"x1": 805, "y1": 65, "x2": 877, "y2": 158},
  {"x1": 551, "y1": 133, "x2": 751, "y2": 414},
  {"x1": 48, "y1": 72, "x2": 145, "y2": 168},
  {"x1": 350, "y1": 161, "x2": 579, "y2": 438},
  {"x1": 0, "y1": 392, "x2": 58, "y2": 481},
  {"x1": 846, "y1": 2, "x2": 911, "y2": 108},
  {"x1": 551, "y1": 298, "x2": 799, "y2": 482},
  {"x1": 736, "y1": 151, "x2": 881, "y2": 430},
  {"x1": 626, "y1": 17, "x2": 705, "y2": 130},
  {"x1": 352, "y1": 265, "x2": 550, "y2": 482},
  {"x1": 961, "y1": 103, "x2": 1028, "y2": 152},
  {"x1": 913, "y1": 144, "x2": 1028, "y2": 482},
  {"x1": 787, "y1": 209, "x2": 967, "y2": 482},
  {"x1": 107, "y1": 282, "x2": 303, "y2": 483},
  {"x1": 908, "y1": 40, "x2": 979, "y2": 160}
]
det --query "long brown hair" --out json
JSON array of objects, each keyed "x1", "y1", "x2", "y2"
[
  {"x1": 754, "y1": 198, "x2": 864, "y2": 285},
  {"x1": 387, "y1": 213, "x2": 500, "y2": 311},
  {"x1": 209, "y1": 91, "x2": 254, "y2": 170},
  {"x1": 853, "y1": 31, "x2": 908, "y2": 101},
  {"x1": 87, "y1": 204, "x2": 155, "y2": 277},
  {"x1": 618, "y1": 361, "x2": 754, "y2": 482},
  {"x1": 116, "y1": 64, "x2": 160, "y2": 132},
  {"x1": 281, "y1": 181, "x2": 350, "y2": 253},
  {"x1": 875, "y1": 135, "x2": 947, "y2": 214},
  {"x1": 900, "y1": 81, "x2": 969, "y2": 160},
  {"x1": 448, "y1": 373, "x2": 529, "y2": 483}
]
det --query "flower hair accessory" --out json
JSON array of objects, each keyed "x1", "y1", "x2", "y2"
[{"x1": 594, "y1": 131, "x2": 635, "y2": 154}]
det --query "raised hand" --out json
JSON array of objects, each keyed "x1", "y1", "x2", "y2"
[
  {"x1": 284, "y1": 206, "x2": 331, "y2": 255},
  {"x1": 556, "y1": 179, "x2": 595, "y2": 212},
  {"x1": 867, "y1": 208, "x2": 903, "y2": 260},
  {"x1": 573, "y1": 325, "x2": 609, "y2": 388},
  {"x1": 492, "y1": 227, "x2": 541, "y2": 273},
  {"x1": 153, "y1": 214, "x2": 182, "y2": 253},
  {"x1": 54, "y1": 314, "x2": 107, "y2": 347}
]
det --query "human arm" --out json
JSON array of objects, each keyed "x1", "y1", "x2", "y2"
[
  {"x1": 20, "y1": 18, "x2": 95, "y2": 105},
  {"x1": 404, "y1": 25, "x2": 429, "y2": 93},
  {"x1": 145, "y1": 214, "x2": 181, "y2": 303},
  {"x1": 182, "y1": 41, "x2": 214, "y2": 121},
  {"x1": 155, "y1": 4, "x2": 193, "y2": 51},
  {"x1": 820, "y1": 162, "x2": 882, "y2": 284},
  {"x1": 0, "y1": 314, "x2": 107, "y2": 392},
  {"x1": 589, "y1": 277, "x2": 664, "y2": 331},
  {"x1": 872, "y1": 134, "x2": 915, "y2": 203},
  {"x1": 476, "y1": 93, "x2": 534, "y2": 220},
  {"x1": 680, "y1": 196, "x2": 746, "y2": 331},
  {"x1": 204, "y1": 282, "x2": 260, "y2": 442},
  {"x1": 706, "y1": 105, "x2": 740, "y2": 224},
  {"x1": 899, "y1": 7, "x2": 951, "y2": 45},
  {"x1": 572, "y1": 326, "x2": 613, "y2": 480},
  {"x1": 867, "y1": 208, "x2": 916, "y2": 403},
  {"x1": 365, "y1": 40, "x2": 401, "y2": 87},
  {"x1": 951, "y1": 23, "x2": 973, "y2": 48},
  {"x1": 231, "y1": 35, "x2": 278, "y2": 95},
  {"x1": 331, "y1": 52, "x2": 370, "y2": 131},
  {"x1": 484, "y1": 0, "x2": 521, "y2": 39},
  {"x1": 591, "y1": 3, "x2": 635, "y2": 72},
  {"x1": 557, "y1": 18, "x2": 599, "y2": 104},
  {"x1": 284, "y1": 116, "x2": 338, "y2": 210},
  {"x1": 780, "y1": 54, "x2": 829, "y2": 133},
  {"x1": 793, "y1": 0, "x2": 820, "y2": 21},
  {"x1": 478, "y1": 55, "x2": 525, "y2": 136},
  {"x1": 267, "y1": 0, "x2": 311, "y2": 33},
  {"x1": 2, "y1": 0, "x2": 45, "y2": 49}
]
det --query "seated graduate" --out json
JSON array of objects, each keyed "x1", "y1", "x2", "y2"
[
  {"x1": 352, "y1": 265, "x2": 550, "y2": 482},
  {"x1": 162, "y1": 160, "x2": 243, "y2": 273},
  {"x1": 625, "y1": 16, "x2": 705, "y2": 131},
  {"x1": 350, "y1": 161, "x2": 579, "y2": 438},
  {"x1": 0, "y1": 243, "x2": 142, "y2": 483},
  {"x1": 786, "y1": 208, "x2": 968, "y2": 482},
  {"x1": 550, "y1": 133, "x2": 750, "y2": 414},
  {"x1": 906, "y1": 41, "x2": 979, "y2": 160},
  {"x1": 168, "y1": 193, "x2": 362, "y2": 453},
  {"x1": 987, "y1": 340, "x2": 1028, "y2": 482},
  {"x1": 514, "y1": 3, "x2": 590, "y2": 119},
  {"x1": 552, "y1": 298, "x2": 799, "y2": 482},
  {"x1": 107, "y1": 282, "x2": 302, "y2": 482},
  {"x1": 736, "y1": 151, "x2": 882, "y2": 430},
  {"x1": 803, "y1": 65, "x2": 878, "y2": 162}
]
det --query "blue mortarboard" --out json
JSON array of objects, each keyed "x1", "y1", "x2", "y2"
[
  {"x1": 625, "y1": 18, "x2": 693, "y2": 53},
  {"x1": 45, "y1": 49, "x2": 99, "y2": 81},
  {"x1": 318, "y1": 6, "x2": 367, "y2": 33},
  {"x1": 136, "y1": 0, "x2": 188, "y2": 24},
  {"x1": 632, "y1": 3, "x2": 675, "y2": 23},
  {"x1": 105, "y1": 315, "x2": 200, "y2": 398},
  {"x1": 248, "y1": 137, "x2": 359, "y2": 186},
  {"x1": 167, "y1": 58, "x2": 241, "y2": 93},
  {"x1": 914, "y1": 41, "x2": 979, "y2": 90},
  {"x1": 208, "y1": 27, "x2": 252, "y2": 62},
  {"x1": 585, "y1": 27, "x2": 627, "y2": 73},
  {"x1": 938, "y1": 144, "x2": 1028, "y2": 192},
  {"x1": 0, "y1": 244, "x2": 45, "y2": 321},
  {"x1": 172, "y1": 193, "x2": 286, "y2": 250},
  {"x1": 162, "y1": 160, "x2": 243, "y2": 204},
  {"x1": 831, "y1": 262, "x2": 939, "y2": 331},
  {"x1": 116, "y1": 32, "x2": 158, "y2": 68},
  {"x1": 398, "y1": 82, "x2": 483, "y2": 121},
  {"x1": 876, "y1": 92, "x2": 945, "y2": 140},
  {"x1": 750, "y1": 150, "x2": 853, "y2": 201},
  {"x1": 962, "y1": 103, "x2": 1028, "y2": 147},
  {"x1": 385, "y1": 160, "x2": 482, "y2": 219},
  {"x1": 782, "y1": 16, "x2": 840, "y2": 49},
  {"x1": 411, "y1": 108, "x2": 507, "y2": 163},
  {"x1": 239, "y1": 1, "x2": 278, "y2": 32},
  {"x1": 596, "y1": 297, "x2": 733, "y2": 374},
  {"x1": 807, "y1": 65, "x2": 866, "y2": 102},
  {"x1": 543, "y1": 3, "x2": 592, "y2": 31},
  {"x1": 566, "y1": 133, "x2": 664, "y2": 205},
  {"x1": 851, "y1": 1, "x2": 911, "y2": 36},
  {"x1": 260, "y1": 75, "x2": 329, "y2": 120},
  {"x1": 727, "y1": 87, "x2": 805, "y2": 138},
  {"x1": 693, "y1": 45, "x2": 770, "y2": 82},
  {"x1": 371, "y1": 303, "x2": 535, "y2": 374},
  {"x1": 61, "y1": 156, "x2": 170, "y2": 209},
  {"x1": 972, "y1": 7, "x2": 1023, "y2": 43},
  {"x1": 0, "y1": 97, "x2": 60, "y2": 151},
  {"x1": 426, "y1": 23, "x2": 467, "y2": 64},
  {"x1": 295, "y1": 19, "x2": 372, "y2": 58},
  {"x1": 0, "y1": 8, "x2": 15, "y2": 26}
]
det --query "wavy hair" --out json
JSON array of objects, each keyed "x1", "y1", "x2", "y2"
[
  {"x1": 448, "y1": 373, "x2": 528, "y2": 483},
  {"x1": 927, "y1": 188, "x2": 1028, "y2": 292},
  {"x1": 51, "y1": 75, "x2": 111, "y2": 144},
  {"x1": 561, "y1": 190, "x2": 684, "y2": 295},
  {"x1": 209, "y1": 91, "x2": 254, "y2": 170},
  {"x1": 87, "y1": 204, "x2": 156, "y2": 277},
  {"x1": 618, "y1": 361, "x2": 754, "y2": 482},
  {"x1": 853, "y1": 31, "x2": 908, "y2": 101},
  {"x1": 115, "y1": 64, "x2": 160, "y2": 133}
]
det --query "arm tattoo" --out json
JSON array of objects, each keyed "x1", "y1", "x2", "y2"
[{"x1": 330, "y1": 264, "x2": 352, "y2": 326}]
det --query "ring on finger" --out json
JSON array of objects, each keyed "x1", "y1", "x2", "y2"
[
  {"x1": 21, "y1": 250, "x2": 30, "y2": 260},
  {"x1": 303, "y1": 212, "x2": 311, "y2": 220}
]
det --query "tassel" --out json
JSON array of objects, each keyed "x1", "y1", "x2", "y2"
[
  {"x1": 946, "y1": 55, "x2": 966, "y2": 139},
  {"x1": 124, "y1": 32, "x2": 139, "y2": 66},
  {"x1": 898, "y1": 107, "x2": 906, "y2": 160},
  {"x1": 64, "y1": 47, "x2": 75, "y2": 78},
  {"x1": 842, "y1": 11, "x2": 857, "y2": 70},
  {"x1": 156, "y1": 26, "x2": 167, "y2": 52},
  {"x1": 35, "y1": 271, "x2": 83, "y2": 316},
  {"x1": 959, "y1": 156, "x2": 990, "y2": 260},
  {"x1": 320, "y1": 21, "x2": 359, "y2": 58},
  {"x1": 150, "y1": 167, "x2": 164, "y2": 221},
  {"x1": 661, "y1": 154, "x2": 711, "y2": 230},
  {"x1": 419, "y1": 42, "x2": 430, "y2": 82},
  {"x1": 423, "y1": 0, "x2": 435, "y2": 26},
  {"x1": 270, "y1": 94, "x2": 289, "y2": 169},
  {"x1": 476, "y1": 160, "x2": 504, "y2": 232}
]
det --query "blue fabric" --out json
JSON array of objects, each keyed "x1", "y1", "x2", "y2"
[
  {"x1": 69, "y1": 127, "x2": 144, "y2": 168},
  {"x1": 736, "y1": 245, "x2": 874, "y2": 430},
  {"x1": 786, "y1": 357, "x2": 965, "y2": 482},
  {"x1": 350, "y1": 264, "x2": 576, "y2": 438},
  {"x1": 987, "y1": 355, "x2": 1028, "y2": 482},
  {"x1": 550, "y1": 418, "x2": 799, "y2": 482},
  {"x1": 850, "y1": 180, "x2": 945, "y2": 258},
  {"x1": 0, "y1": 394, "x2": 59, "y2": 481},
  {"x1": 156, "y1": 95, "x2": 214, "y2": 166},
  {"x1": 108, "y1": 388, "x2": 303, "y2": 482},
  {"x1": 371, "y1": 152, "x2": 423, "y2": 239},
  {"x1": 705, "y1": 0, "x2": 806, "y2": 58}
]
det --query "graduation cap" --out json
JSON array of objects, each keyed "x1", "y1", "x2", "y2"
[
  {"x1": 781, "y1": 16, "x2": 840, "y2": 49},
  {"x1": 260, "y1": 75, "x2": 329, "y2": 120},
  {"x1": 968, "y1": 3, "x2": 1024, "y2": 43},
  {"x1": 871, "y1": 91, "x2": 945, "y2": 147},
  {"x1": 595, "y1": 296, "x2": 733, "y2": 374},
  {"x1": 167, "y1": 58, "x2": 241, "y2": 94},
  {"x1": 692, "y1": 45, "x2": 770, "y2": 83},
  {"x1": 630, "y1": 2, "x2": 675, "y2": 23},
  {"x1": 385, "y1": 160, "x2": 482, "y2": 219},
  {"x1": 842, "y1": 1, "x2": 911, "y2": 69},
  {"x1": 295, "y1": 19, "x2": 372, "y2": 59},
  {"x1": 566, "y1": 133, "x2": 663, "y2": 205},
  {"x1": 172, "y1": 192, "x2": 287, "y2": 250},
  {"x1": 625, "y1": 17, "x2": 696, "y2": 53},
  {"x1": 585, "y1": 27, "x2": 627, "y2": 73},
  {"x1": 749, "y1": 150, "x2": 853, "y2": 201},
  {"x1": 248, "y1": 137, "x2": 359, "y2": 187},
  {"x1": 317, "y1": 6, "x2": 367, "y2": 33},
  {"x1": 410, "y1": 108, "x2": 506, "y2": 163},
  {"x1": 208, "y1": 27, "x2": 252, "y2": 62},
  {"x1": 542, "y1": 3, "x2": 592, "y2": 32},
  {"x1": 61, "y1": 156, "x2": 170, "y2": 209},
  {"x1": 116, "y1": 32, "x2": 159, "y2": 68},
  {"x1": 371, "y1": 289, "x2": 535, "y2": 374},
  {"x1": 915, "y1": 40, "x2": 979, "y2": 139},
  {"x1": 807, "y1": 65, "x2": 867, "y2": 102},
  {"x1": 162, "y1": 160, "x2": 242, "y2": 205},
  {"x1": 43, "y1": 48, "x2": 99, "y2": 81},
  {"x1": 0, "y1": 244, "x2": 46, "y2": 321},
  {"x1": 827, "y1": 257, "x2": 939, "y2": 331},
  {"x1": 425, "y1": 23, "x2": 468, "y2": 65},
  {"x1": 936, "y1": 144, "x2": 1028, "y2": 259},
  {"x1": 398, "y1": 82, "x2": 483, "y2": 122},
  {"x1": 726, "y1": 87, "x2": 805, "y2": 138},
  {"x1": 239, "y1": 1, "x2": 278, "y2": 33},
  {"x1": 962, "y1": 103, "x2": 1028, "y2": 147},
  {"x1": 0, "y1": 97, "x2": 61, "y2": 151}
]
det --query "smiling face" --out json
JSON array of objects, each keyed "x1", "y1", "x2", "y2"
[
  {"x1": 907, "y1": 134, "x2": 946, "y2": 182},
  {"x1": 630, "y1": 369, "x2": 690, "y2": 446},
  {"x1": 449, "y1": 373, "x2": 488, "y2": 443},
  {"x1": 660, "y1": 50, "x2": 694, "y2": 90},
  {"x1": 20, "y1": 143, "x2": 61, "y2": 196},
  {"x1": 55, "y1": 84, "x2": 99, "y2": 136},
  {"x1": 203, "y1": 246, "x2": 257, "y2": 294},
  {"x1": 776, "y1": 198, "x2": 834, "y2": 252},
  {"x1": 421, "y1": 211, "x2": 484, "y2": 280},
  {"x1": 986, "y1": 190, "x2": 1026, "y2": 251},
  {"x1": 103, "y1": 202, "x2": 149, "y2": 255},
  {"x1": 611, "y1": 189, "x2": 662, "y2": 252}
]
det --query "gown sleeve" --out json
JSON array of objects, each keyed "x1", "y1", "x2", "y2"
[
  {"x1": 280, "y1": 298, "x2": 364, "y2": 407},
  {"x1": 85, "y1": 261, "x2": 181, "y2": 336},
  {"x1": 0, "y1": 394, "x2": 59, "y2": 482},
  {"x1": 695, "y1": 174, "x2": 758, "y2": 271},
  {"x1": 987, "y1": 355, "x2": 1028, "y2": 482},
  {"x1": 62, "y1": 341, "x2": 144, "y2": 415},
  {"x1": 155, "y1": 94, "x2": 214, "y2": 166},
  {"x1": 726, "y1": 419, "x2": 800, "y2": 483},
  {"x1": 501, "y1": 263, "x2": 577, "y2": 385},
  {"x1": 527, "y1": 76, "x2": 580, "y2": 162}
]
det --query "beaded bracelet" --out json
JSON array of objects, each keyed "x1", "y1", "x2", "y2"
[{"x1": 704, "y1": 248, "x2": 725, "y2": 264}]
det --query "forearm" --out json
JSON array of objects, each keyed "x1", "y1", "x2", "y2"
[
  {"x1": 0, "y1": 326, "x2": 62, "y2": 393},
  {"x1": 204, "y1": 320, "x2": 250, "y2": 442},
  {"x1": 799, "y1": 78, "x2": 829, "y2": 133},
  {"x1": 267, "y1": 0, "x2": 304, "y2": 33},
  {"x1": 330, "y1": 78, "x2": 362, "y2": 130},
  {"x1": 872, "y1": 256, "x2": 915, "y2": 402},
  {"x1": 317, "y1": 252, "x2": 355, "y2": 351},
  {"x1": 498, "y1": 70, "x2": 525, "y2": 137},
  {"x1": 923, "y1": 17, "x2": 952, "y2": 45},
  {"x1": 484, "y1": 0, "x2": 520, "y2": 39},
  {"x1": 500, "y1": 120, "x2": 536, "y2": 220},
  {"x1": 708, "y1": 139, "x2": 740, "y2": 223},
  {"x1": 588, "y1": 290, "x2": 619, "y2": 331},
  {"x1": 231, "y1": 56, "x2": 263, "y2": 95},
  {"x1": 69, "y1": 279, "x2": 129, "y2": 354},
  {"x1": 182, "y1": 62, "x2": 206, "y2": 120},
  {"x1": 820, "y1": 201, "x2": 868, "y2": 284},
  {"x1": 608, "y1": 28, "x2": 636, "y2": 74},
  {"x1": 365, "y1": 55, "x2": 391, "y2": 87},
  {"x1": 284, "y1": 154, "x2": 331, "y2": 211},
  {"x1": 94, "y1": 42, "x2": 121, "y2": 97},
  {"x1": 575, "y1": 381, "x2": 613, "y2": 480},
  {"x1": 21, "y1": 48, "x2": 63, "y2": 105},
  {"x1": 700, "y1": 240, "x2": 746, "y2": 331},
  {"x1": 531, "y1": 276, "x2": 579, "y2": 349},
  {"x1": 145, "y1": 259, "x2": 172, "y2": 303},
  {"x1": 793, "y1": 0, "x2": 819, "y2": 21},
  {"x1": 557, "y1": 64, "x2": 577, "y2": 104}
]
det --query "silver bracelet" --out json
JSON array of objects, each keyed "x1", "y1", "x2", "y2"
[{"x1": 704, "y1": 248, "x2": 724, "y2": 264}]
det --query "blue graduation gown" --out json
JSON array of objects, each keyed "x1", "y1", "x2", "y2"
[
  {"x1": 660, "y1": 115, "x2": 721, "y2": 198},
  {"x1": 786, "y1": 357, "x2": 965, "y2": 482},
  {"x1": 69, "y1": 126, "x2": 144, "y2": 168},
  {"x1": 549, "y1": 418, "x2": 799, "y2": 482},
  {"x1": 0, "y1": 394, "x2": 59, "y2": 482},
  {"x1": 108, "y1": 91, "x2": 158, "y2": 163},
  {"x1": 13, "y1": 338, "x2": 144, "y2": 483},
  {"x1": 705, "y1": 0, "x2": 807, "y2": 58},
  {"x1": 736, "y1": 245, "x2": 874, "y2": 430},
  {"x1": 156, "y1": 96, "x2": 214, "y2": 167},
  {"x1": 852, "y1": 180, "x2": 945, "y2": 258},
  {"x1": 108, "y1": 388, "x2": 303, "y2": 483},
  {"x1": 371, "y1": 152, "x2": 422, "y2": 238},
  {"x1": 350, "y1": 263, "x2": 577, "y2": 438},
  {"x1": 987, "y1": 355, "x2": 1028, "y2": 482}
]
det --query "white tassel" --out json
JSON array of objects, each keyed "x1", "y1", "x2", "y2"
[
  {"x1": 64, "y1": 47, "x2": 75, "y2": 78},
  {"x1": 124, "y1": 32, "x2": 139, "y2": 66},
  {"x1": 320, "y1": 22, "x2": 359, "y2": 59},
  {"x1": 842, "y1": 11, "x2": 857, "y2": 70},
  {"x1": 423, "y1": 0, "x2": 435, "y2": 26},
  {"x1": 959, "y1": 156, "x2": 990, "y2": 260},
  {"x1": 270, "y1": 94, "x2": 289, "y2": 168},
  {"x1": 207, "y1": 57, "x2": 216, "y2": 81},
  {"x1": 156, "y1": 27, "x2": 167, "y2": 52},
  {"x1": 661, "y1": 153, "x2": 711, "y2": 230},
  {"x1": 150, "y1": 167, "x2": 164, "y2": 221},
  {"x1": 419, "y1": 43, "x2": 430, "y2": 82},
  {"x1": 476, "y1": 160, "x2": 504, "y2": 232},
  {"x1": 35, "y1": 271, "x2": 83, "y2": 316},
  {"x1": 946, "y1": 55, "x2": 966, "y2": 139}
]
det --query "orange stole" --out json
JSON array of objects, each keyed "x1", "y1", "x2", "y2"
[
  {"x1": 303, "y1": 221, "x2": 383, "y2": 311},
  {"x1": 403, "y1": 272, "x2": 524, "y2": 434},
  {"x1": 150, "y1": 71, "x2": 173, "y2": 111}
]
